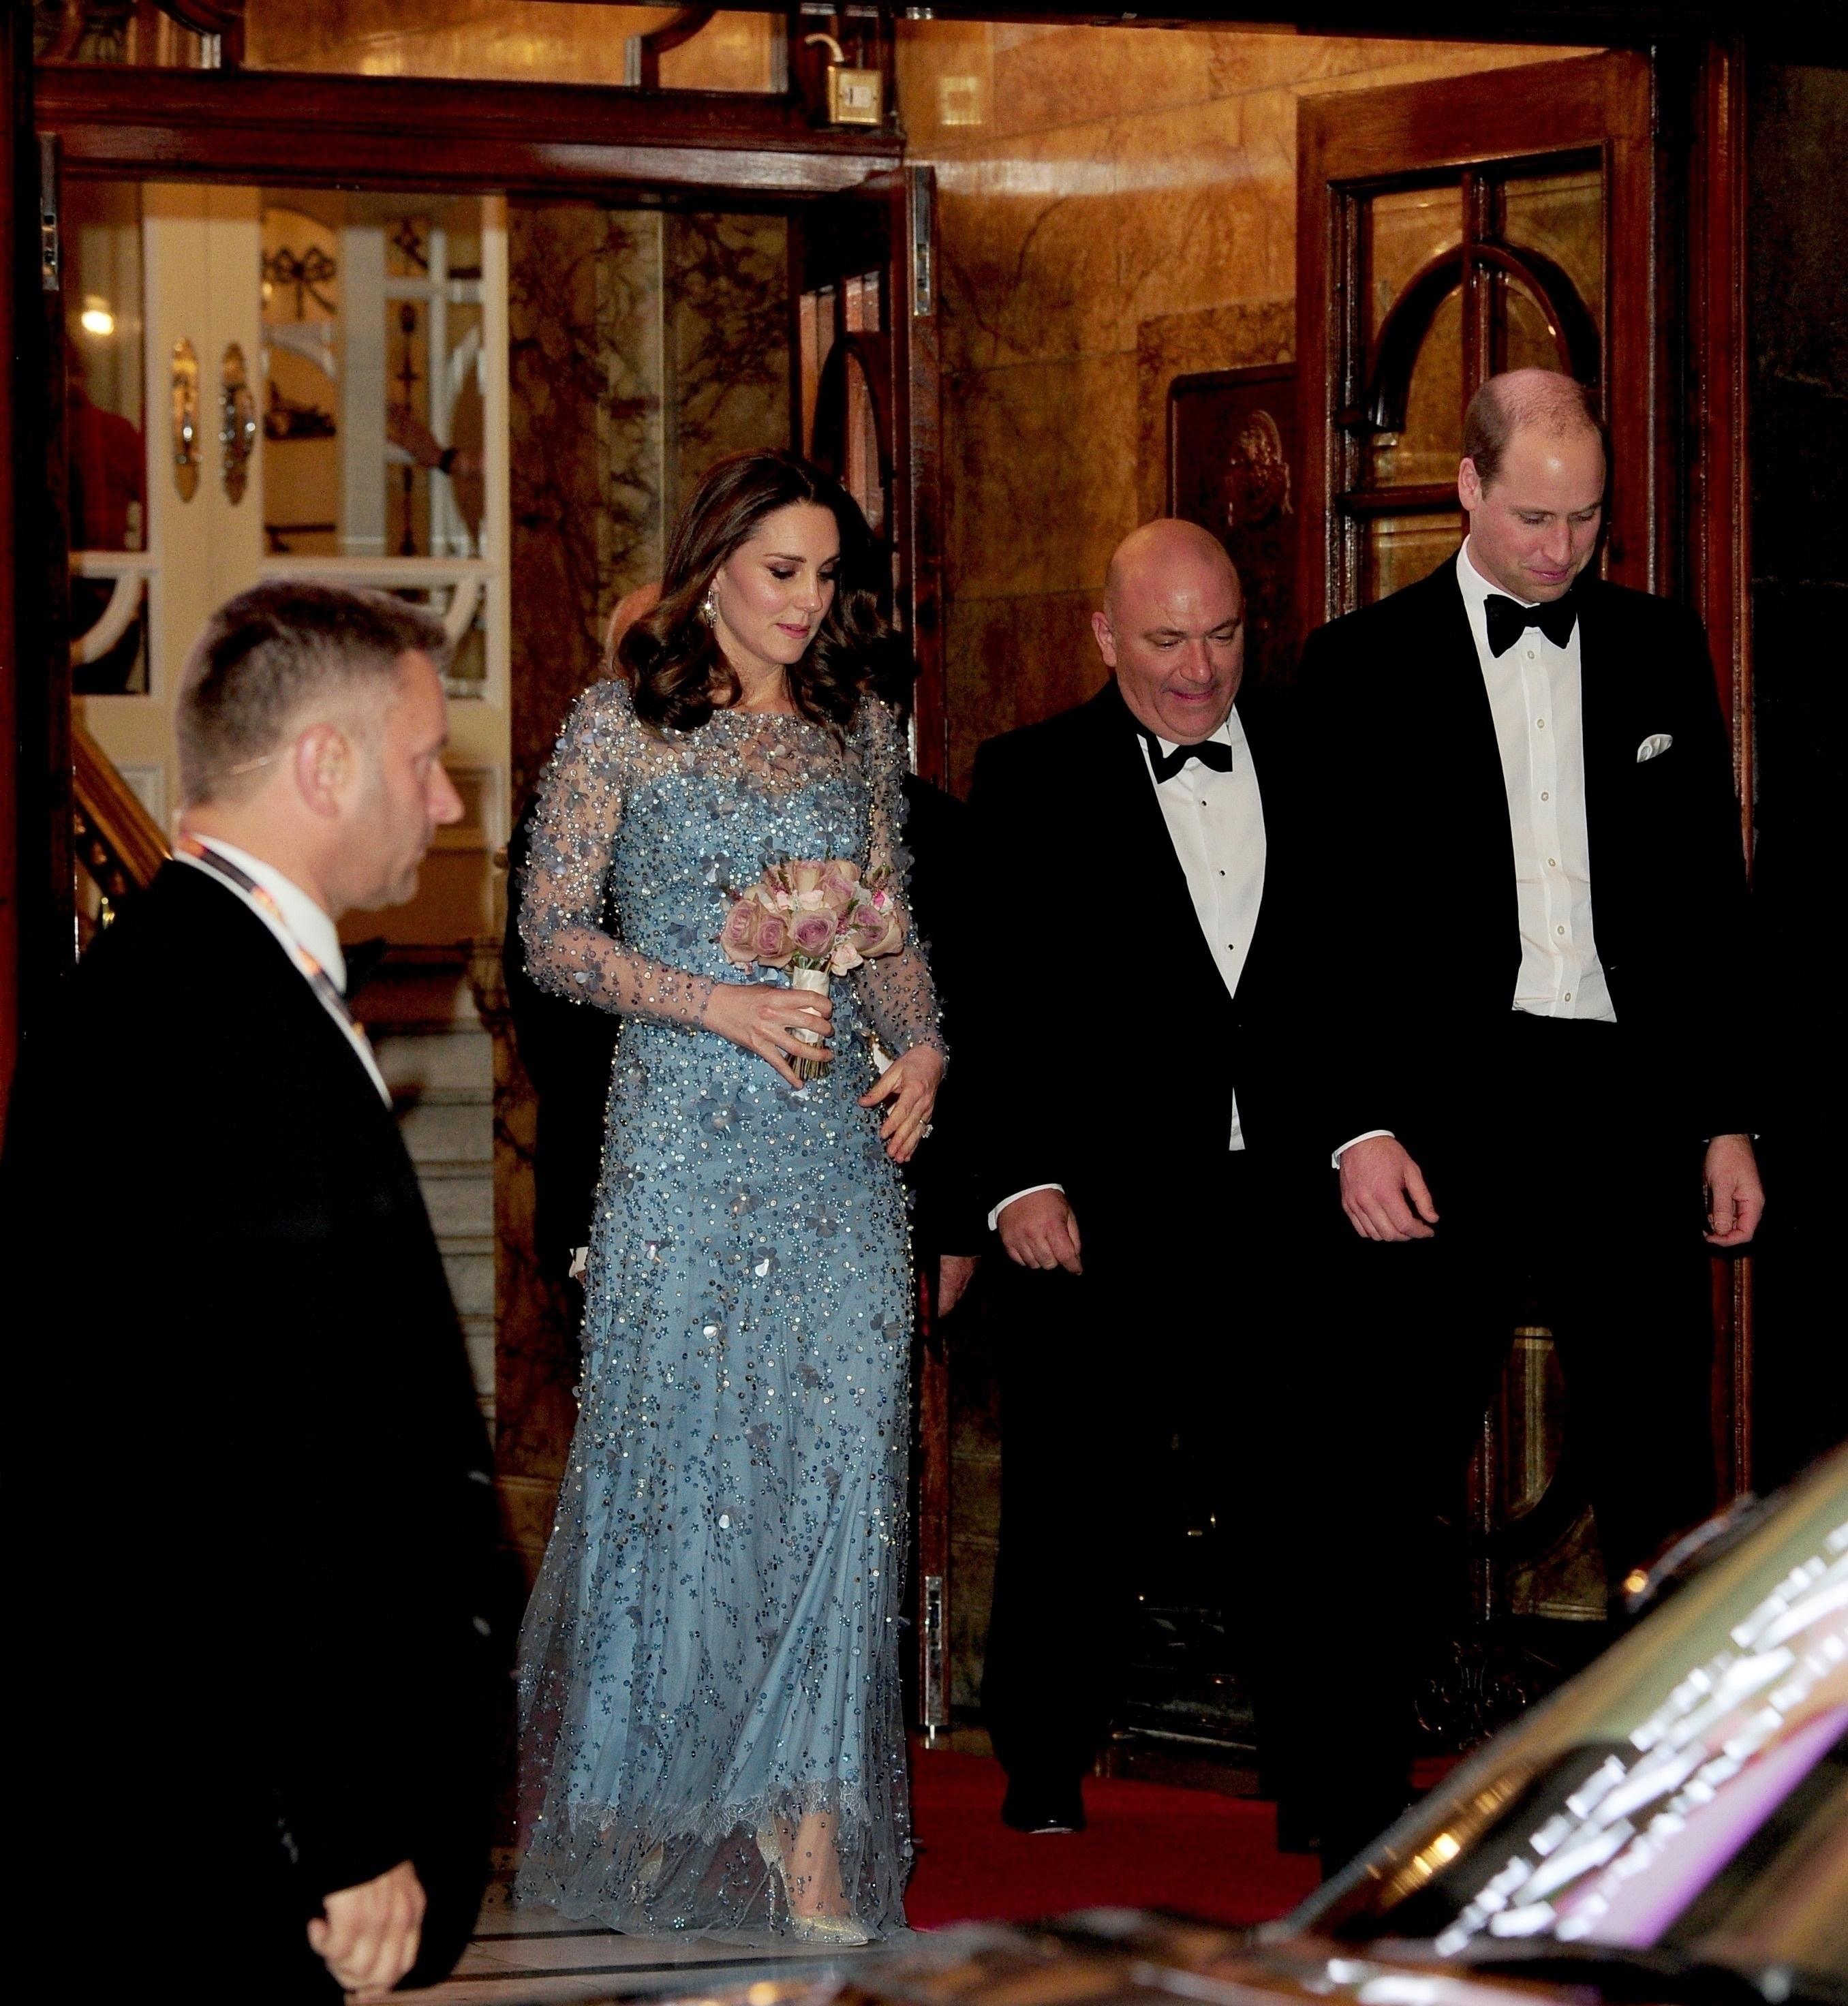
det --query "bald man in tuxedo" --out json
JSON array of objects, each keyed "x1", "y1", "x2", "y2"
[{"x1": 968, "y1": 519, "x2": 1310, "y2": 1837}]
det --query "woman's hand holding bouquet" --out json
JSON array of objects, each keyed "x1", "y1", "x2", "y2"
[{"x1": 708, "y1": 861, "x2": 935, "y2": 1150}]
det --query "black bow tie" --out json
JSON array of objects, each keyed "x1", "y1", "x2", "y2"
[
  {"x1": 1141, "y1": 730, "x2": 1233, "y2": 784},
  {"x1": 1485, "y1": 590, "x2": 1579, "y2": 658}
]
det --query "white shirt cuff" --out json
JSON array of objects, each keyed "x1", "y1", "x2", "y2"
[
  {"x1": 1331, "y1": 1130, "x2": 1394, "y2": 1169},
  {"x1": 988, "y1": 1184, "x2": 1064, "y2": 1233}
]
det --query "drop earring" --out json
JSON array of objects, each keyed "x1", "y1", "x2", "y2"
[{"x1": 701, "y1": 587, "x2": 719, "y2": 628}]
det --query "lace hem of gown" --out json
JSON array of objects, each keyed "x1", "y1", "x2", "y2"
[{"x1": 514, "y1": 1772, "x2": 913, "y2": 1944}]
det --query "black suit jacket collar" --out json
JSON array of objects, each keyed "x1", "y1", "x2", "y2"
[
  {"x1": 142, "y1": 861, "x2": 397, "y2": 1117},
  {"x1": 1075, "y1": 677, "x2": 1269, "y2": 1018}
]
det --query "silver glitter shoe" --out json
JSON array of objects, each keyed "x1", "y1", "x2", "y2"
[{"x1": 756, "y1": 1825, "x2": 869, "y2": 1947}]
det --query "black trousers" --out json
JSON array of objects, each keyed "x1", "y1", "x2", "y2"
[
  {"x1": 1267, "y1": 1014, "x2": 1720, "y2": 1867},
  {"x1": 980, "y1": 1152, "x2": 1304, "y2": 1794}
]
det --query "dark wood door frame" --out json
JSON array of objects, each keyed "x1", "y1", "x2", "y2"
[
  {"x1": 35, "y1": 63, "x2": 901, "y2": 198},
  {"x1": 3, "y1": 28, "x2": 72, "y2": 1130},
  {"x1": 1681, "y1": 37, "x2": 1754, "y2": 1494}
]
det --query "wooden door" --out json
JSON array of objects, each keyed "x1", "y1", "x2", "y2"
[
  {"x1": 1298, "y1": 52, "x2": 1658, "y2": 626},
  {"x1": 792, "y1": 164, "x2": 944, "y2": 787}
]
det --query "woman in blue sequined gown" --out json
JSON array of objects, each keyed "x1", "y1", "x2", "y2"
[{"x1": 513, "y1": 452, "x2": 944, "y2": 1946}]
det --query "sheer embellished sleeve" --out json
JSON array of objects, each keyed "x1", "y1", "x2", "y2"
[
  {"x1": 519, "y1": 683, "x2": 716, "y2": 1027},
  {"x1": 853, "y1": 697, "x2": 947, "y2": 1061}
]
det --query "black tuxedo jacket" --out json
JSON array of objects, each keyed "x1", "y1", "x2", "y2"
[
  {"x1": 1295, "y1": 559, "x2": 1753, "y2": 1156},
  {"x1": 966, "y1": 679, "x2": 1298, "y2": 1240},
  {"x1": 2, "y1": 864, "x2": 502, "y2": 1994}
]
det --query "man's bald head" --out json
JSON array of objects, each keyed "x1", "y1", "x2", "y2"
[
  {"x1": 1093, "y1": 518, "x2": 1246, "y2": 743},
  {"x1": 1103, "y1": 517, "x2": 1239, "y2": 621}
]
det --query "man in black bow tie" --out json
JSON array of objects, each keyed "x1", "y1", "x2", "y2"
[
  {"x1": 967, "y1": 520, "x2": 1307, "y2": 1836},
  {"x1": 1287, "y1": 369, "x2": 1763, "y2": 1870}
]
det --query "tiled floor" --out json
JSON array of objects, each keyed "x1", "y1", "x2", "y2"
[{"x1": 413, "y1": 1857, "x2": 872, "y2": 2003}]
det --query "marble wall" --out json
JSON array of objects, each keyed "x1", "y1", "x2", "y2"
[
  {"x1": 664, "y1": 213, "x2": 793, "y2": 528},
  {"x1": 507, "y1": 201, "x2": 664, "y2": 817},
  {"x1": 894, "y1": 22, "x2": 1590, "y2": 792},
  {"x1": 507, "y1": 203, "x2": 789, "y2": 814}
]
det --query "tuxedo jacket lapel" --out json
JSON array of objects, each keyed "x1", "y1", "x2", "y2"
[
  {"x1": 1229, "y1": 693, "x2": 1276, "y2": 984},
  {"x1": 1424, "y1": 565, "x2": 1522, "y2": 899},
  {"x1": 1572, "y1": 583, "x2": 1635, "y2": 898},
  {"x1": 1082, "y1": 683, "x2": 1232, "y2": 1014}
]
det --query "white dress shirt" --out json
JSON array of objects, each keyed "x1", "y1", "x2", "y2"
[
  {"x1": 990, "y1": 707, "x2": 1267, "y2": 1229},
  {"x1": 1332, "y1": 544, "x2": 1616, "y2": 1167},
  {"x1": 1456, "y1": 540, "x2": 1615, "y2": 1023},
  {"x1": 176, "y1": 835, "x2": 391, "y2": 1105}
]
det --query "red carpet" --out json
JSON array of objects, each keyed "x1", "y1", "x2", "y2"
[{"x1": 904, "y1": 1753, "x2": 1320, "y2": 1931}]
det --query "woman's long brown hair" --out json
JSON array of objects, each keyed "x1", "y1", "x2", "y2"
[{"x1": 618, "y1": 448, "x2": 914, "y2": 734}]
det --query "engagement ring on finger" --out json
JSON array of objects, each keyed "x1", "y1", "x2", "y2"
[{"x1": 920, "y1": 1122, "x2": 934, "y2": 1138}]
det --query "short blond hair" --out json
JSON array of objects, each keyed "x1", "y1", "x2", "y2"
[{"x1": 178, "y1": 581, "x2": 448, "y2": 805}]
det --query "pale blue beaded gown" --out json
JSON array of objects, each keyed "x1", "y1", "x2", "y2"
[{"x1": 512, "y1": 679, "x2": 941, "y2": 1944}]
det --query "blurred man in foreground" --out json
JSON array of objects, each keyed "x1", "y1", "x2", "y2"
[{"x1": 3, "y1": 583, "x2": 504, "y2": 1998}]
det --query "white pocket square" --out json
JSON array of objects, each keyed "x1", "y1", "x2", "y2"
[{"x1": 1636, "y1": 733, "x2": 1673, "y2": 762}]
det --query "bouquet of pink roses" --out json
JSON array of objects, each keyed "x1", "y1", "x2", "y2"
[{"x1": 719, "y1": 858, "x2": 906, "y2": 1079}]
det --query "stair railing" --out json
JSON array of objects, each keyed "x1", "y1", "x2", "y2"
[{"x1": 73, "y1": 721, "x2": 169, "y2": 936}]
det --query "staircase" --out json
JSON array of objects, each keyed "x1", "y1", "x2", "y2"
[{"x1": 353, "y1": 949, "x2": 497, "y2": 1431}]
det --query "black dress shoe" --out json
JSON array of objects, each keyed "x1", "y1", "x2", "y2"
[{"x1": 1001, "y1": 1778, "x2": 1086, "y2": 1834}]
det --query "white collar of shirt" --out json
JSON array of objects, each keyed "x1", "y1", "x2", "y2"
[
  {"x1": 178, "y1": 836, "x2": 391, "y2": 1105},
  {"x1": 1457, "y1": 537, "x2": 1539, "y2": 616},
  {"x1": 180, "y1": 835, "x2": 350, "y2": 993}
]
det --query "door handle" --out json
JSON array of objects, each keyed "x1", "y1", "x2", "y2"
[
  {"x1": 220, "y1": 341, "x2": 257, "y2": 504},
  {"x1": 171, "y1": 337, "x2": 201, "y2": 502}
]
